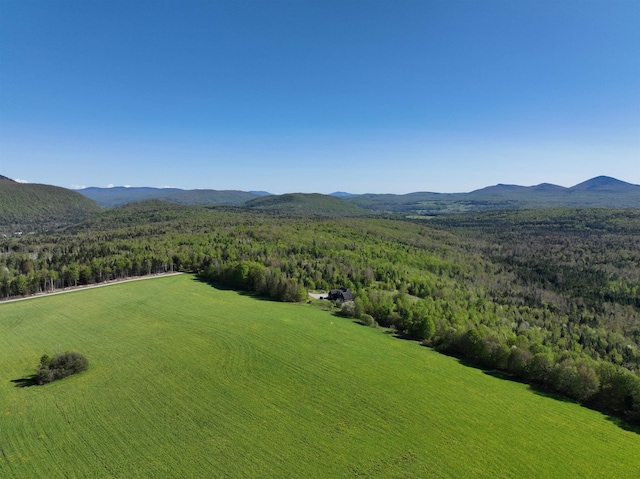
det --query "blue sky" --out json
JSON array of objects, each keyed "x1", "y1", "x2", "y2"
[{"x1": 1, "y1": 0, "x2": 638, "y2": 194}]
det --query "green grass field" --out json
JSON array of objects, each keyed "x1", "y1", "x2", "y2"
[{"x1": 1, "y1": 275, "x2": 639, "y2": 478}]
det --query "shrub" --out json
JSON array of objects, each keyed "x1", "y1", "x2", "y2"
[
  {"x1": 360, "y1": 314, "x2": 377, "y2": 327},
  {"x1": 35, "y1": 351, "x2": 88, "y2": 385},
  {"x1": 549, "y1": 359, "x2": 600, "y2": 402},
  {"x1": 340, "y1": 301, "x2": 357, "y2": 318}
]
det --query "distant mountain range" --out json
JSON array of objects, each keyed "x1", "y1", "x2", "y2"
[
  {"x1": 471, "y1": 176, "x2": 639, "y2": 194},
  {"x1": 339, "y1": 176, "x2": 640, "y2": 214},
  {"x1": 1, "y1": 175, "x2": 639, "y2": 232},
  {"x1": 76, "y1": 176, "x2": 640, "y2": 210},
  {"x1": 330, "y1": 191, "x2": 357, "y2": 198}
]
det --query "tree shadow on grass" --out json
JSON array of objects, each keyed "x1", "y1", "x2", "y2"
[
  {"x1": 191, "y1": 276, "x2": 277, "y2": 303},
  {"x1": 482, "y1": 368, "x2": 561, "y2": 392},
  {"x1": 524, "y1": 380, "x2": 640, "y2": 433},
  {"x1": 603, "y1": 415, "x2": 640, "y2": 434},
  {"x1": 432, "y1": 350, "x2": 640, "y2": 434},
  {"x1": 11, "y1": 375, "x2": 38, "y2": 388}
]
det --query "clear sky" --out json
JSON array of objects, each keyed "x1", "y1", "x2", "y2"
[{"x1": 1, "y1": 0, "x2": 638, "y2": 194}]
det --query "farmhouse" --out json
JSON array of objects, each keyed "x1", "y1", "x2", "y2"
[{"x1": 327, "y1": 288, "x2": 354, "y2": 302}]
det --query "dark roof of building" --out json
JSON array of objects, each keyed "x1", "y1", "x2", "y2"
[{"x1": 328, "y1": 288, "x2": 354, "y2": 301}]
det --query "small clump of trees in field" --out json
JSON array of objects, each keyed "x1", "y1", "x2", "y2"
[{"x1": 35, "y1": 351, "x2": 89, "y2": 384}]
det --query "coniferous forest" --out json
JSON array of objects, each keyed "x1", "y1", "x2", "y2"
[{"x1": 1, "y1": 201, "x2": 639, "y2": 425}]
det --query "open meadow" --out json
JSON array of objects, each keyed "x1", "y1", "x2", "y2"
[{"x1": 1, "y1": 274, "x2": 639, "y2": 478}]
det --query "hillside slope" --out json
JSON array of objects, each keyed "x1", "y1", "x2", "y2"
[
  {"x1": 1, "y1": 275, "x2": 639, "y2": 478},
  {"x1": 0, "y1": 177, "x2": 101, "y2": 232}
]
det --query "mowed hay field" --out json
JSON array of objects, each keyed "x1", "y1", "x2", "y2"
[{"x1": 1, "y1": 275, "x2": 639, "y2": 478}]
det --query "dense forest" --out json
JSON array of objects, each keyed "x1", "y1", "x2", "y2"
[{"x1": 1, "y1": 201, "x2": 639, "y2": 425}]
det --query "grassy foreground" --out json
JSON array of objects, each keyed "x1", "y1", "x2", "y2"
[{"x1": 1, "y1": 275, "x2": 639, "y2": 478}]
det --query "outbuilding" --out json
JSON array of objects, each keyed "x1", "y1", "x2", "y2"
[{"x1": 327, "y1": 288, "x2": 354, "y2": 302}]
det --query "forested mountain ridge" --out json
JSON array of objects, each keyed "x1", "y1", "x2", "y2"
[
  {"x1": 1, "y1": 201, "x2": 639, "y2": 425},
  {"x1": 79, "y1": 186, "x2": 263, "y2": 208},
  {"x1": 0, "y1": 176, "x2": 101, "y2": 233},
  {"x1": 571, "y1": 176, "x2": 640, "y2": 192}
]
